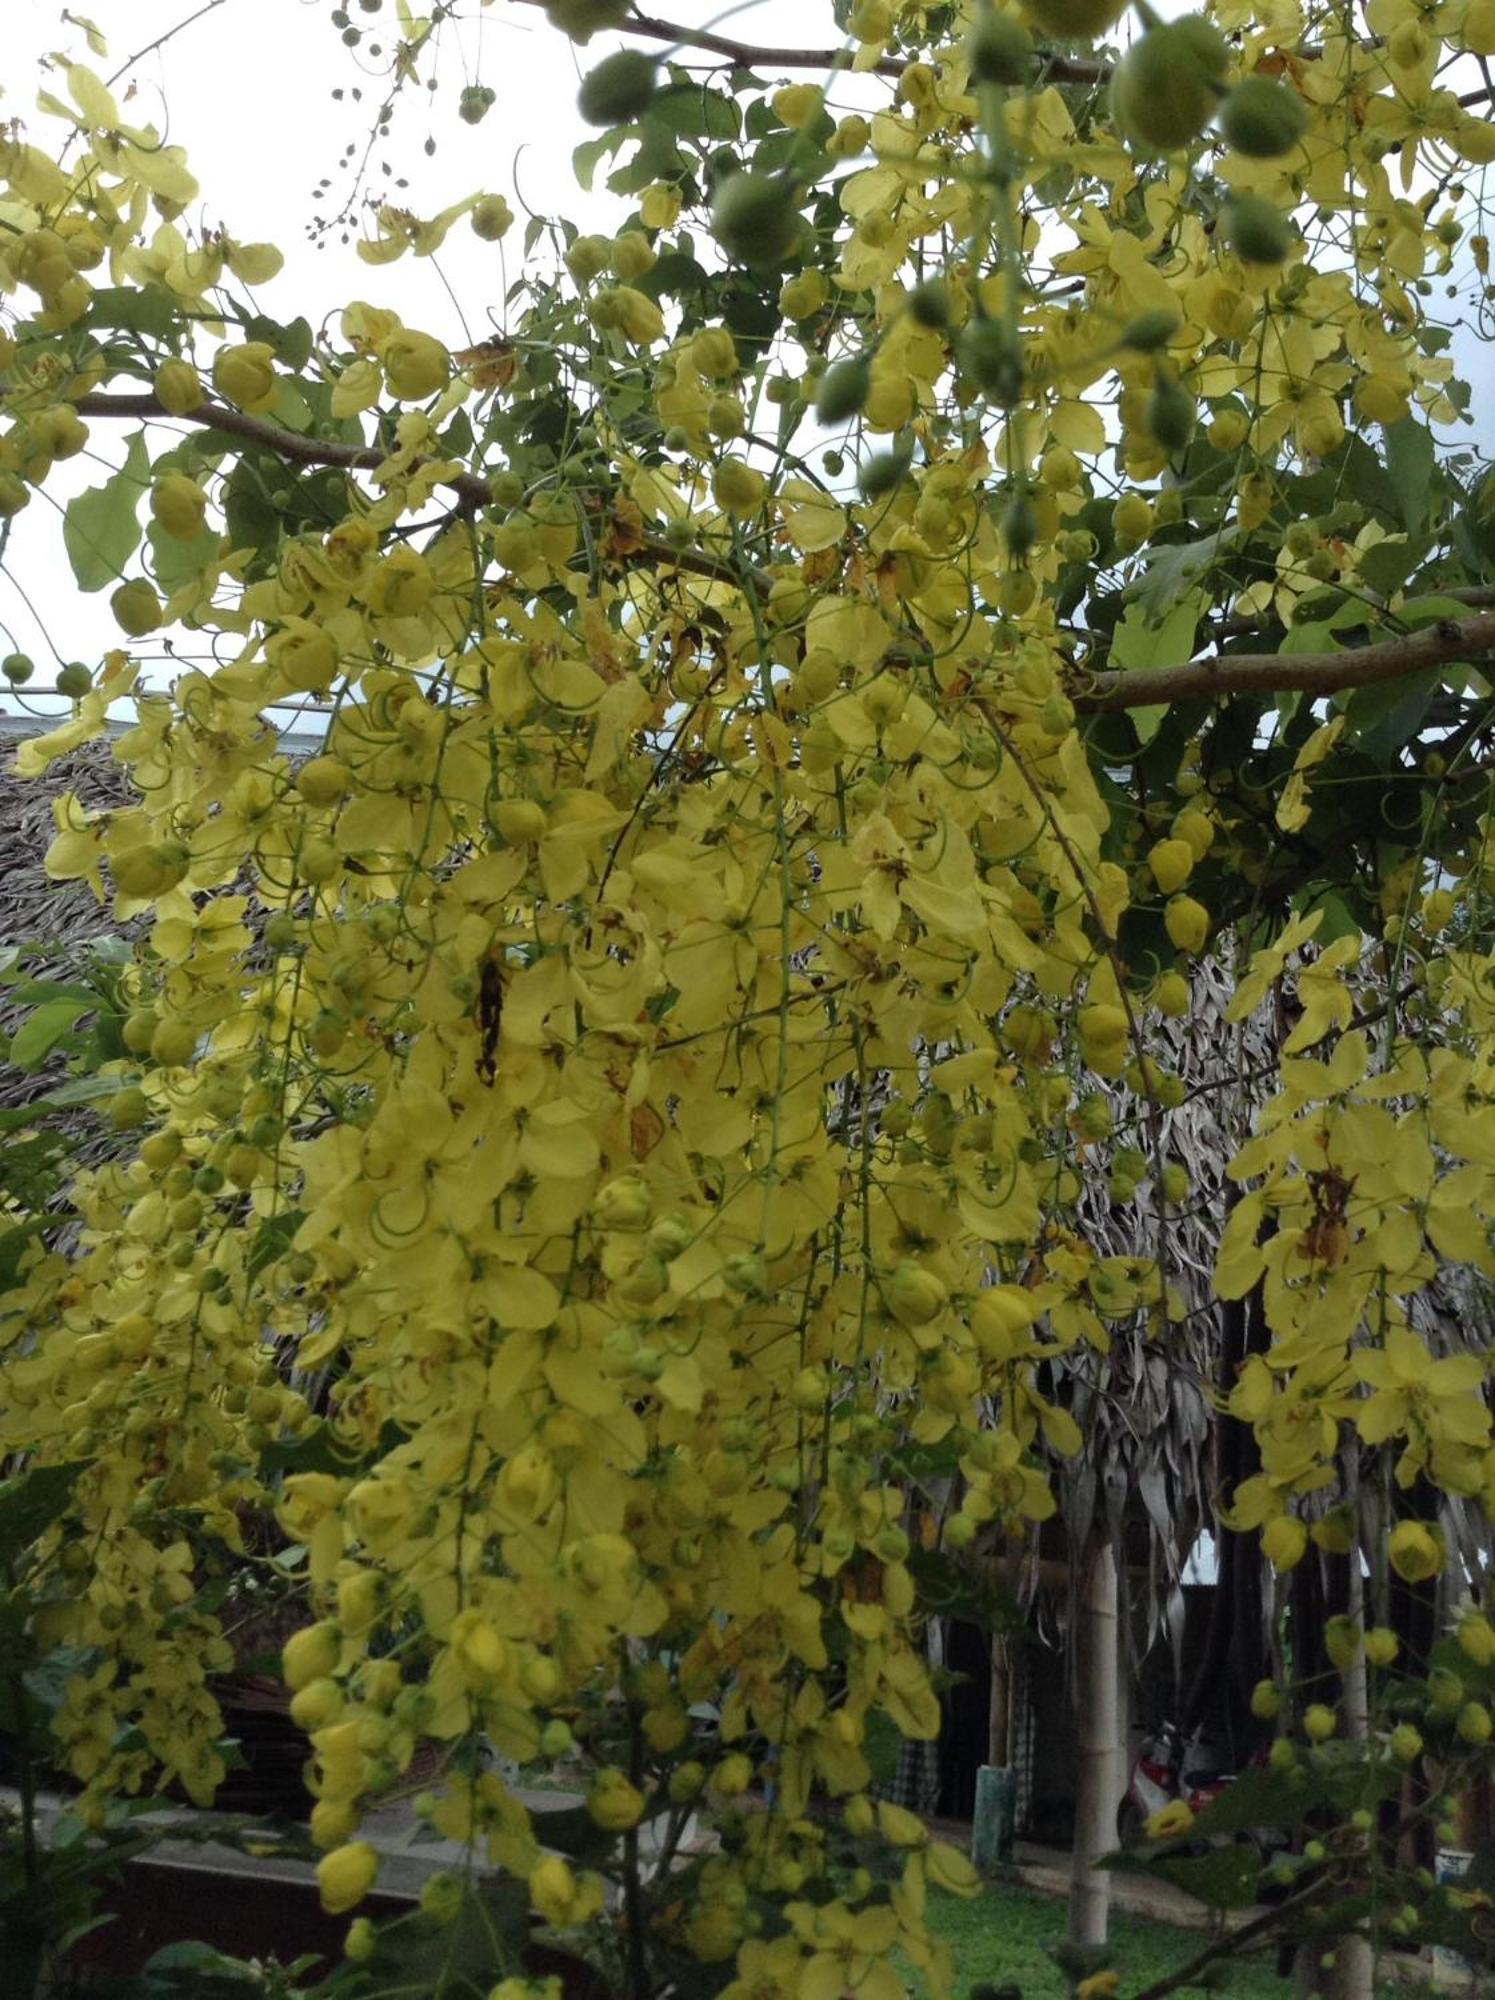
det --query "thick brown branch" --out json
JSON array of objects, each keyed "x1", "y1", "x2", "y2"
[
  {"x1": 72, "y1": 390, "x2": 761, "y2": 593},
  {"x1": 75, "y1": 390, "x2": 492, "y2": 509},
  {"x1": 1075, "y1": 611, "x2": 1495, "y2": 712},
  {"x1": 508, "y1": 0, "x2": 1104, "y2": 86}
]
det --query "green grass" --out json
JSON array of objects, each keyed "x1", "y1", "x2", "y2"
[{"x1": 928, "y1": 1877, "x2": 1293, "y2": 2000}]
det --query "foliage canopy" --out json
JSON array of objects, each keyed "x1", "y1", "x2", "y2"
[{"x1": 2, "y1": 0, "x2": 1495, "y2": 1990}]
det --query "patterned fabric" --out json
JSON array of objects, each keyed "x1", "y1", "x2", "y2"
[{"x1": 874, "y1": 1736, "x2": 942, "y2": 1815}]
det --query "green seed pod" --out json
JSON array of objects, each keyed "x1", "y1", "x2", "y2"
[
  {"x1": 815, "y1": 354, "x2": 873, "y2": 425},
  {"x1": 1224, "y1": 192, "x2": 1293, "y2": 264},
  {"x1": 1217, "y1": 76, "x2": 1309, "y2": 158},
  {"x1": 1002, "y1": 492, "x2": 1039, "y2": 557},
  {"x1": 906, "y1": 278, "x2": 951, "y2": 328},
  {"x1": 56, "y1": 662, "x2": 92, "y2": 698},
  {"x1": 578, "y1": 50, "x2": 659, "y2": 127},
  {"x1": 860, "y1": 439, "x2": 915, "y2": 498},
  {"x1": 1020, "y1": 0, "x2": 1125, "y2": 38},
  {"x1": 958, "y1": 315, "x2": 1024, "y2": 405},
  {"x1": 710, "y1": 172, "x2": 803, "y2": 266},
  {"x1": 1123, "y1": 308, "x2": 1182, "y2": 352},
  {"x1": 1146, "y1": 375, "x2": 1197, "y2": 453},
  {"x1": 1111, "y1": 20, "x2": 1226, "y2": 153},
  {"x1": 967, "y1": 6, "x2": 1033, "y2": 84},
  {"x1": 543, "y1": 0, "x2": 630, "y2": 42}
]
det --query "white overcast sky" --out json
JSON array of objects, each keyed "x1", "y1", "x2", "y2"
[{"x1": 0, "y1": 0, "x2": 1488, "y2": 730}]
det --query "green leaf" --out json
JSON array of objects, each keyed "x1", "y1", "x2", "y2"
[
  {"x1": 1109, "y1": 589, "x2": 1206, "y2": 746},
  {"x1": 0, "y1": 1220, "x2": 51, "y2": 1296},
  {"x1": 0, "y1": 1461, "x2": 91, "y2": 1567},
  {"x1": 62, "y1": 431, "x2": 148, "y2": 592},
  {"x1": 245, "y1": 1208, "x2": 306, "y2": 1282},
  {"x1": 1358, "y1": 536, "x2": 1420, "y2": 598},
  {"x1": 1130, "y1": 535, "x2": 1226, "y2": 619},
  {"x1": 348, "y1": 1876, "x2": 533, "y2": 1997},
  {"x1": 148, "y1": 516, "x2": 219, "y2": 594},
  {"x1": 81, "y1": 285, "x2": 179, "y2": 339},
  {"x1": 8, "y1": 997, "x2": 92, "y2": 1071},
  {"x1": 1384, "y1": 418, "x2": 1436, "y2": 535}
]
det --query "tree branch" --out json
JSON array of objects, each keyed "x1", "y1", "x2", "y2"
[
  {"x1": 1074, "y1": 611, "x2": 1495, "y2": 712},
  {"x1": 74, "y1": 390, "x2": 494, "y2": 510},
  {"x1": 507, "y1": 0, "x2": 1105, "y2": 86},
  {"x1": 72, "y1": 393, "x2": 1495, "y2": 690},
  {"x1": 72, "y1": 390, "x2": 762, "y2": 593}
]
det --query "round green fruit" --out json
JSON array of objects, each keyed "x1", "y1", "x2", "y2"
[
  {"x1": 2, "y1": 652, "x2": 33, "y2": 684},
  {"x1": 1217, "y1": 76, "x2": 1309, "y2": 158},
  {"x1": 906, "y1": 279, "x2": 951, "y2": 328},
  {"x1": 1224, "y1": 193, "x2": 1293, "y2": 264},
  {"x1": 1111, "y1": 20, "x2": 1227, "y2": 153},
  {"x1": 815, "y1": 354, "x2": 872, "y2": 425},
  {"x1": 710, "y1": 173, "x2": 803, "y2": 266},
  {"x1": 56, "y1": 662, "x2": 92, "y2": 698},
  {"x1": 968, "y1": 7, "x2": 1033, "y2": 83},
  {"x1": 860, "y1": 440, "x2": 914, "y2": 498},
  {"x1": 958, "y1": 316, "x2": 1024, "y2": 404},
  {"x1": 1146, "y1": 377, "x2": 1197, "y2": 453},
  {"x1": 1019, "y1": 0, "x2": 1125, "y2": 39},
  {"x1": 578, "y1": 50, "x2": 658, "y2": 126},
  {"x1": 543, "y1": 0, "x2": 630, "y2": 40}
]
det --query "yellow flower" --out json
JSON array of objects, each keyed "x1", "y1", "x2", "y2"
[
  {"x1": 317, "y1": 1841, "x2": 379, "y2": 1915},
  {"x1": 1143, "y1": 1799, "x2": 1194, "y2": 1841}
]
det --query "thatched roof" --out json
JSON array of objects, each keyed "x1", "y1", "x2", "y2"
[{"x1": 0, "y1": 729, "x2": 137, "y2": 948}]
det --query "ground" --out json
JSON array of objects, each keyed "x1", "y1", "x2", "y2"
[{"x1": 929, "y1": 1878, "x2": 1292, "y2": 2000}]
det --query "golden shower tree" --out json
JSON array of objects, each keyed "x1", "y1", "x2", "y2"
[{"x1": 2, "y1": 0, "x2": 1495, "y2": 1991}]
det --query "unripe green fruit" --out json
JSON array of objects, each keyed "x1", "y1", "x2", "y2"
[
  {"x1": 458, "y1": 84, "x2": 495, "y2": 125},
  {"x1": 1217, "y1": 76, "x2": 1309, "y2": 158},
  {"x1": 1123, "y1": 308, "x2": 1182, "y2": 352},
  {"x1": 2, "y1": 652, "x2": 34, "y2": 684},
  {"x1": 968, "y1": 7, "x2": 1033, "y2": 83},
  {"x1": 111, "y1": 579, "x2": 162, "y2": 638},
  {"x1": 1003, "y1": 493, "x2": 1038, "y2": 557},
  {"x1": 710, "y1": 173, "x2": 802, "y2": 266},
  {"x1": 860, "y1": 441, "x2": 914, "y2": 498},
  {"x1": 0, "y1": 474, "x2": 31, "y2": 518},
  {"x1": 959, "y1": 316, "x2": 1024, "y2": 405},
  {"x1": 56, "y1": 662, "x2": 92, "y2": 698},
  {"x1": 1020, "y1": 0, "x2": 1125, "y2": 36},
  {"x1": 578, "y1": 50, "x2": 658, "y2": 126},
  {"x1": 816, "y1": 354, "x2": 872, "y2": 425},
  {"x1": 1146, "y1": 377, "x2": 1197, "y2": 453},
  {"x1": 906, "y1": 279, "x2": 951, "y2": 328},
  {"x1": 545, "y1": 0, "x2": 630, "y2": 39},
  {"x1": 1225, "y1": 194, "x2": 1293, "y2": 265},
  {"x1": 1111, "y1": 21, "x2": 1226, "y2": 153}
]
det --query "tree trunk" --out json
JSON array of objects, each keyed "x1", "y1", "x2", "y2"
[
  {"x1": 1069, "y1": 1537, "x2": 1121, "y2": 1949},
  {"x1": 1332, "y1": 1467, "x2": 1374, "y2": 2000},
  {"x1": 989, "y1": 1632, "x2": 1010, "y2": 1766}
]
